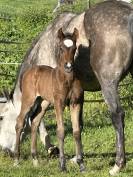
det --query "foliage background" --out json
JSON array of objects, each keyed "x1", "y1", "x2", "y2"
[{"x1": 0, "y1": 0, "x2": 133, "y2": 177}]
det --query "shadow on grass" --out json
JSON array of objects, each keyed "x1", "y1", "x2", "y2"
[
  {"x1": 45, "y1": 120, "x2": 112, "y2": 138},
  {"x1": 65, "y1": 152, "x2": 133, "y2": 166}
]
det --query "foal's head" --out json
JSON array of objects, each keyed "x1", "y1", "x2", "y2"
[{"x1": 57, "y1": 28, "x2": 79, "y2": 73}]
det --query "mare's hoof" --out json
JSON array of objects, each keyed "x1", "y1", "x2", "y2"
[
  {"x1": 109, "y1": 164, "x2": 121, "y2": 176},
  {"x1": 60, "y1": 166, "x2": 67, "y2": 172},
  {"x1": 3, "y1": 148, "x2": 14, "y2": 158},
  {"x1": 13, "y1": 159, "x2": 19, "y2": 167},
  {"x1": 48, "y1": 146, "x2": 59, "y2": 157},
  {"x1": 80, "y1": 163, "x2": 86, "y2": 173},
  {"x1": 70, "y1": 156, "x2": 85, "y2": 173},
  {"x1": 33, "y1": 159, "x2": 39, "y2": 167},
  {"x1": 70, "y1": 156, "x2": 77, "y2": 164}
]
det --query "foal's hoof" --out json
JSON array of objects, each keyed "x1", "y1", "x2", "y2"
[
  {"x1": 70, "y1": 156, "x2": 77, "y2": 164},
  {"x1": 109, "y1": 164, "x2": 121, "y2": 176},
  {"x1": 13, "y1": 159, "x2": 19, "y2": 167},
  {"x1": 33, "y1": 159, "x2": 39, "y2": 167},
  {"x1": 60, "y1": 165, "x2": 67, "y2": 172},
  {"x1": 48, "y1": 146, "x2": 59, "y2": 157}
]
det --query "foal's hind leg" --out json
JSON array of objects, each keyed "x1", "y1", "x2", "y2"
[
  {"x1": 31, "y1": 100, "x2": 49, "y2": 166},
  {"x1": 14, "y1": 101, "x2": 33, "y2": 165}
]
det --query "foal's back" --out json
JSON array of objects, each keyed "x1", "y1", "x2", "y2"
[{"x1": 22, "y1": 65, "x2": 54, "y2": 102}]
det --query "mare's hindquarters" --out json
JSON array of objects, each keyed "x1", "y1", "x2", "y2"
[{"x1": 84, "y1": 1, "x2": 133, "y2": 175}]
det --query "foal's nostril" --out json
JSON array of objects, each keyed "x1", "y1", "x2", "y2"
[{"x1": 64, "y1": 62, "x2": 73, "y2": 72}]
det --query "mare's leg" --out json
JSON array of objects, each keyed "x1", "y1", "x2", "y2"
[
  {"x1": 14, "y1": 99, "x2": 33, "y2": 165},
  {"x1": 70, "y1": 80, "x2": 85, "y2": 172},
  {"x1": 39, "y1": 120, "x2": 59, "y2": 156},
  {"x1": 54, "y1": 96, "x2": 66, "y2": 171},
  {"x1": 91, "y1": 55, "x2": 125, "y2": 175},
  {"x1": 101, "y1": 82, "x2": 125, "y2": 176},
  {"x1": 31, "y1": 100, "x2": 49, "y2": 166}
]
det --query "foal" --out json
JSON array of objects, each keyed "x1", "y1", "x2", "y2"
[{"x1": 14, "y1": 28, "x2": 85, "y2": 172}]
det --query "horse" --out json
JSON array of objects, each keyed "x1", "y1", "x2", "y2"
[
  {"x1": 14, "y1": 28, "x2": 85, "y2": 172},
  {"x1": 0, "y1": 0, "x2": 133, "y2": 175}
]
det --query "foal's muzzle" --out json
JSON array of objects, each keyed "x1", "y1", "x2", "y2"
[{"x1": 64, "y1": 62, "x2": 73, "y2": 73}]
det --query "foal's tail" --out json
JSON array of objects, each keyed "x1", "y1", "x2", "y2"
[{"x1": 25, "y1": 96, "x2": 43, "y2": 126}]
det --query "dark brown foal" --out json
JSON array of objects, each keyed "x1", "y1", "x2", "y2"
[{"x1": 14, "y1": 28, "x2": 85, "y2": 172}]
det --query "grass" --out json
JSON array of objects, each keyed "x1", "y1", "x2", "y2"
[
  {"x1": 0, "y1": 0, "x2": 133, "y2": 176},
  {"x1": 0, "y1": 103, "x2": 133, "y2": 177}
]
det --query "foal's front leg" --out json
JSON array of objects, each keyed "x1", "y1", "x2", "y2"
[
  {"x1": 70, "y1": 80, "x2": 85, "y2": 172},
  {"x1": 70, "y1": 101, "x2": 85, "y2": 172},
  {"x1": 54, "y1": 97, "x2": 66, "y2": 171}
]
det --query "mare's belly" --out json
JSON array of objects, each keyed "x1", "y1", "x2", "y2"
[
  {"x1": 75, "y1": 44, "x2": 101, "y2": 92},
  {"x1": 81, "y1": 74, "x2": 101, "y2": 92}
]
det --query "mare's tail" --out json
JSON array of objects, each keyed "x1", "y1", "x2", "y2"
[
  {"x1": 128, "y1": 13, "x2": 133, "y2": 35},
  {"x1": 128, "y1": 13, "x2": 133, "y2": 78},
  {"x1": 20, "y1": 96, "x2": 43, "y2": 141}
]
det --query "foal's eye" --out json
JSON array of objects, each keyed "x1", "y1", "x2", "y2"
[{"x1": 73, "y1": 46, "x2": 77, "y2": 51}]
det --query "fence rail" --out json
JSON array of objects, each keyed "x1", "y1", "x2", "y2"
[
  {"x1": 0, "y1": 50, "x2": 24, "y2": 53},
  {"x1": 0, "y1": 16, "x2": 11, "y2": 20},
  {"x1": 84, "y1": 95, "x2": 133, "y2": 103},
  {"x1": 0, "y1": 40, "x2": 29, "y2": 45},
  {"x1": 0, "y1": 63, "x2": 21, "y2": 65}
]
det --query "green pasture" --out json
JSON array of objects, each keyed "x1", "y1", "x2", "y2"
[{"x1": 0, "y1": 0, "x2": 133, "y2": 177}]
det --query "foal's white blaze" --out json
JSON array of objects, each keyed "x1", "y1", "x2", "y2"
[
  {"x1": 66, "y1": 62, "x2": 72, "y2": 68},
  {"x1": 63, "y1": 39, "x2": 73, "y2": 47}
]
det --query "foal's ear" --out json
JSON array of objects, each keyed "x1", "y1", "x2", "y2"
[
  {"x1": 73, "y1": 28, "x2": 79, "y2": 41},
  {"x1": 58, "y1": 28, "x2": 65, "y2": 40}
]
